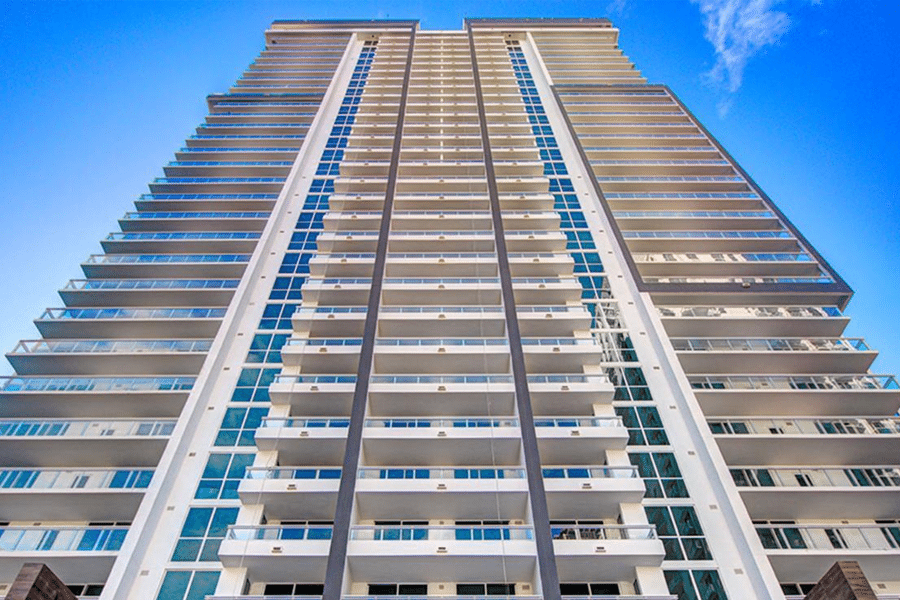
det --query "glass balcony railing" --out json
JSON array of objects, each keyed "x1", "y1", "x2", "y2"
[
  {"x1": 260, "y1": 417, "x2": 350, "y2": 429},
  {"x1": 273, "y1": 375, "x2": 358, "y2": 385},
  {"x1": 350, "y1": 525, "x2": 534, "y2": 541},
  {"x1": 688, "y1": 374, "x2": 899, "y2": 391},
  {"x1": 643, "y1": 276, "x2": 834, "y2": 285},
  {"x1": 0, "y1": 418, "x2": 175, "y2": 438},
  {"x1": 178, "y1": 147, "x2": 301, "y2": 152},
  {"x1": 357, "y1": 467, "x2": 525, "y2": 480},
  {"x1": 227, "y1": 525, "x2": 333, "y2": 541},
  {"x1": 39, "y1": 307, "x2": 227, "y2": 321},
  {"x1": 0, "y1": 376, "x2": 195, "y2": 393},
  {"x1": 542, "y1": 466, "x2": 638, "y2": 479},
  {"x1": 167, "y1": 161, "x2": 294, "y2": 166},
  {"x1": 658, "y1": 306, "x2": 841, "y2": 319},
  {"x1": 84, "y1": 254, "x2": 250, "y2": 264},
  {"x1": 64, "y1": 279, "x2": 239, "y2": 291},
  {"x1": 635, "y1": 252, "x2": 813, "y2": 263},
  {"x1": 534, "y1": 417, "x2": 622, "y2": 428},
  {"x1": 0, "y1": 468, "x2": 153, "y2": 490},
  {"x1": 122, "y1": 211, "x2": 271, "y2": 219},
  {"x1": 755, "y1": 524, "x2": 900, "y2": 552},
  {"x1": 622, "y1": 230, "x2": 792, "y2": 239},
  {"x1": 138, "y1": 193, "x2": 277, "y2": 200},
  {"x1": 375, "y1": 338, "x2": 509, "y2": 347},
  {"x1": 672, "y1": 337, "x2": 869, "y2": 353},
  {"x1": 105, "y1": 232, "x2": 261, "y2": 241},
  {"x1": 245, "y1": 467, "x2": 341, "y2": 480},
  {"x1": 153, "y1": 176, "x2": 287, "y2": 183},
  {"x1": 731, "y1": 466, "x2": 900, "y2": 489},
  {"x1": 284, "y1": 338, "x2": 362, "y2": 347},
  {"x1": 382, "y1": 278, "x2": 502, "y2": 285},
  {"x1": 368, "y1": 375, "x2": 513, "y2": 384},
  {"x1": 365, "y1": 418, "x2": 519, "y2": 429},
  {"x1": 378, "y1": 306, "x2": 504, "y2": 314},
  {"x1": 709, "y1": 417, "x2": 900, "y2": 436},
  {"x1": 11, "y1": 339, "x2": 213, "y2": 354},
  {"x1": 550, "y1": 525, "x2": 657, "y2": 541},
  {"x1": 0, "y1": 526, "x2": 128, "y2": 552},
  {"x1": 614, "y1": 210, "x2": 774, "y2": 218}
]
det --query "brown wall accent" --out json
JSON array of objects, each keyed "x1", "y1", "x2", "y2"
[
  {"x1": 5, "y1": 563, "x2": 77, "y2": 600},
  {"x1": 803, "y1": 561, "x2": 878, "y2": 600}
]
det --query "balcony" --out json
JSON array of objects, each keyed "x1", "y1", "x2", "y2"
[
  {"x1": 527, "y1": 375, "x2": 616, "y2": 416},
  {"x1": 671, "y1": 337, "x2": 876, "y2": 373},
  {"x1": 552, "y1": 525, "x2": 665, "y2": 581},
  {"x1": 733, "y1": 466, "x2": 900, "y2": 519},
  {"x1": 347, "y1": 525, "x2": 536, "y2": 582},
  {"x1": 367, "y1": 375, "x2": 516, "y2": 416},
  {"x1": 7, "y1": 338, "x2": 212, "y2": 375},
  {"x1": 219, "y1": 525, "x2": 332, "y2": 581},
  {"x1": 657, "y1": 305, "x2": 849, "y2": 337},
  {"x1": 81, "y1": 253, "x2": 250, "y2": 278},
  {"x1": 101, "y1": 231, "x2": 261, "y2": 254},
  {"x1": 353, "y1": 466, "x2": 528, "y2": 520},
  {"x1": 0, "y1": 376, "x2": 194, "y2": 418},
  {"x1": 0, "y1": 526, "x2": 127, "y2": 582},
  {"x1": 373, "y1": 338, "x2": 511, "y2": 373},
  {"x1": 375, "y1": 307, "x2": 506, "y2": 338},
  {"x1": 688, "y1": 375, "x2": 900, "y2": 417},
  {"x1": 757, "y1": 524, "x2": 900, "y2": 582},
  {"x1": 254, "y1": 417, "x2": 349, "y2": 465},
  {"x1": 268, "y1": 375, "x2": 357, "y2": 415},
  {"x1": 521, "y1": 338, "x2": 603, "y2": 373},
  {"x1": 0, "y1": 418, "x2": 174, "y2": 467},
  {"x1": 239, "y1": 467, "x2": 341, "y2": 520},
  {"x1": 280, "y1": 338, "x2": 362, "y2": 372},
  {"x1": 535, "y1": 417, "x2": 629, "y2": 463},
  {"x1": 0, "y1": 468, "x2": 152, "y2": 521},
  {"x1": 362, "y1": 418, "x2": 521, "y2": 465},
  {"x1": 711, "y1": 417, "x2": 900, "y2": 465},
  {"x1": 382, "y1": 277, "x2": 503, "y2": 306},
  {"x1": 35, "y1": 307, "x2": 226, "y2": 339},
  {"x1": 543, "y1": 466, "x2": 644, "y2": 518},
  {"x1": 59, "y1": 278, "x2": 239, "y2": 307}
]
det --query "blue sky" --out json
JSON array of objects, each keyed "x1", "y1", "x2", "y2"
[{"x1": 0, "y1": 0, "x2": 898, "y2": 376}]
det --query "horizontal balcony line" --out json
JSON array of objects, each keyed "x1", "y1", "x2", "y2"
[
  {"x1": 0, "y1": 418, "x2": 176, "y2": 438},
  {"x1": 672, "y1": 337, "x2": 869, "y2": 353},
  {"x1": 0, "y1": 526, "x2": 128, "y2": 552},
  {"x1": 10, "y1": 339, "x2": 213, "y2": 354},
  {"x1": 0, "y1": 468, "x2": 153, "y2": 490},
  {"x1": 38, "y1": 308, "x2": 226, "y2": 321},
  {"x1": 710, "y1": 417, "x2": 900, "y2": 436},
  {"x1": 688, "y1": 374, "x2": 899, "y2": 391}
]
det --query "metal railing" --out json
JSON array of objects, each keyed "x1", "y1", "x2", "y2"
[
  {"x1": 11, "y1": 339, "x2": 212, "y2": 354},
  {"x1": 0, "y1": 376, "x2": 195, "y2": 393},
  {"x1": 551, "y1": 525, "x2": 657, "y2": 540},
  {"x1": 0, "y1": 419, "x2": 175, "y2": 438},
  {"x1": 671, "y1": 337, "x2": 869, "y2": 353},
  {"x1": 0, "y1": 468, "x2": 153, "y2": 490},
  {"x1": 731, "y1": 466, "x2": 900, "y2": 488},
  {"x1": 350, "y1": 525, "x2": 534, "y2": 541},
  {"x1": 709, "y1": 417, "x2": 900, "y2": 436},
  {"x1": 756, "y1": 524, "x2": 900, "y2": 551},
  {"x1": 226, "y1": 525, "x2": 333, "y2": 541},
  {"x1": 688, "y1": 374, "x2": 898, "y2": 391}
]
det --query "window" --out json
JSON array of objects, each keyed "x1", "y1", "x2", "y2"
[
  {"x1": 664, "y1": 570, "x2": 727, "y2": 600},
  {"x1": 214, "y1": 407, "x2": 268, "y2": 447},
  {"x1": 264, "y1": 584, "x2": 324, "y2": 595},
  {"x1": 559, "y1": 583, "x2": 620, "y2": 596},
  {"x1": 155, "y1": 571, "x2": 220, "y2": 600},
  {"x1": 172, "y1": 507, "x2": 239, "y2": 562},
  {"x1": 629, "y1": 452, "x2": 689, "y2": 498},
  {"x1": 367, "y1": 584, "x2": 428, "y2": 595},
  {"x1": 456, "y1": 584, "x2": 516, "y2": 595},
  {"x1": 66, "y1": 584, "x2": 104, "y2": 598},
  {"x1": 645, "y1": 506, "x2": 712, "y2": 560},
  {"x1": 195, "y1": 453, "x2": 254, "y2": 500},
  {"x1": 231, "y1": 368, "x2": 278, "y2": 402},
  {"x1": 245, "y1": 333, "x2": 290, "y2": 364},
  {"x1": 617, "y1": 406, "x2": 669, "y2": 445}
]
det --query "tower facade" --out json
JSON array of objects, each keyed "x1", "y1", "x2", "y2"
[{"x1": 1, "y1": 18, "x2": 897, "y2": 600}]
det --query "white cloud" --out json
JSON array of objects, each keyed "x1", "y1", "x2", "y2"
[{"x1": 606, "y1": 0, "x2": 628, "y2": 17}]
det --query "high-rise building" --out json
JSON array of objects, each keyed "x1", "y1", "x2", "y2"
[{"x1": 0, "y1": 17, "x2": 897, "y2": 600}]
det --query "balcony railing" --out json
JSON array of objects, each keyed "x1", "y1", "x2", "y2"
[
  {"x1": 122, "y1": 211, "x2": 271, "y2": 219},
  {"x1": 671, "y1": 337, "x2": 869, "y2": 353},
  {"x1": 709, "y1": 417, "x2": 900, "y2": 436},
  {"x1": 534, "y1": 417, "x2": 622, "y2": 428},
  {"x1": 105, "y1": 232, "x2": 261, "y2": 241},
  {"x1": 755, "y1": 524, "x2": 900, "y2": 551},
  {"x1": 350, "y1": 525, "x2": 534, "y2": 541},
  {"x1": 688, "y1": 374, "x2": 899, "y2": 391},
  {"x1": 0, "y1": 526, "x2": 128, "y2": 552},
  {"x1": 10, "y1": 339, "x2": 213, "y2": 355},
  {"x1": 356, "y1": 467, "x2": 525, "y2": 480},
  {"x1": 84, "y1": 254, "x2": 250, "y2": 264},
  {"x1": 260, "y1": 417, "x2": 350, "y2": 429},
  {"x1": 368, "y1": 375, "x2": 513, "y2": 384},
  {"x1": 365, "y1": 418, "x2": 518, "y2": 428},
  {"x1": 658, "y1": 306, "x2": 842, "y2": 319},
  {"x1": 245, "y1": 467, "x2": 341, "y2": 480},
  {"x1": 0, "y1": 376, "x2": 195, "y2": 393},
  {"x1": 227, "y1": 525, "x2": 333, "y2": 541},
  {"x1": 542, "y1": 466, "x2": 638, "y2": 479},
  {"x1": 39, "y1": 308, "x2": 227, "y2": 321},
  {"x1": 63, "y1": 279, "x2": 239, "y2": 291},
  {"x1": 0, "y1": 468, "x2": 153, "y2": 490},
  {"x1": 731, "y1": 466, "x2": 900, "y2": 488},
  {"x1": 0, "y1": 418, "x2": 175, "y2": 438},
  {"x1": 550, "y1": 525, "x2": 657, "y2": 540}
]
